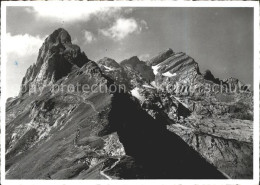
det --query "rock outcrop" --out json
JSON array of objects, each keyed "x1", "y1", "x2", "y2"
[
  {"x1": 202, "y1": 69, "x2": 220, "y2": 84},
  {"x1": 20, "y1": 28, "x2": 90, "y2": 96},
  {"x1": 121, "y1": 56, "x2": 154, "y2": 82},
  {"x1": 96, "y1": 57, "x2": 130, "y2": 89},
  {"x1": 167, "y1": 117, "x2": 253, "y2": 179},
  {"x1": 150, "y1": 51, "x2": 200, "y2": 90},
  {"x1": 146, "y1": 48, "x2": 174, "y2": 66},
  {"x1": 143, "y1": 49, "x2": 253, "y2": 178},
  {"x1": 147, "y1": 49, "x2": 253, "y2": 119}
]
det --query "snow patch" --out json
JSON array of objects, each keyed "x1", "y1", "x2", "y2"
[
  {"x1": 131, "y1": 87, "x2": 145, "y2": 102},
  {"x1": 142, "y1": 84, "x2": 155, "y2": 89},
  {"x1": 151, "y1": 64, "x2": 161, "y2": 75},
  {"x1": 103, "y1": 65, "x2": 115, "y2": 71},
  {"x1": 150, "y1": 81, "x2": 157, "y2": 88},
  {"x1": 162, "y1": 71, "x2": 176, "y2": 77}
]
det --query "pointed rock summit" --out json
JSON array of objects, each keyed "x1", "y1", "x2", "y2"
[
  {"x1": 20, "y1": 28, "x2": 90, "y2": 96},
  {"x1": 121, "y1": 56, "x2": 140, "y2": 66},
  {"x1": 202, "y1": 69, "x2": 220, "y2": 84},
  {"x1": 97, "y1": 57, "x2": 122, "y2": 69},
  {"x1": 121, "y1": 56, "x2": 155, "y2": 82},
  {"x1": 147, "y1": 49, "x2": 200, "y2": 91},
  {"x1": 146, "y1": 48, "x2": 174, "y2": 66}
]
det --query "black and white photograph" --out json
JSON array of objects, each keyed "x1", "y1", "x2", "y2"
[{"x1": 1, "y1": 1, "x2": 259, "y2": 184}]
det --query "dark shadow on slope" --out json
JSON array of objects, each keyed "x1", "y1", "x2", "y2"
[{"x1": 106, "y1": 92, "x2": 227, "y2": 179}]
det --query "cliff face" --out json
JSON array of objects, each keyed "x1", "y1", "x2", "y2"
[
  {"x1": 146, "y1": 48, "x2": 174, "y2": 66},
  {"x1": 6, "y1": 28, "x2": 253, "y2": 179},
  {"x1": 121, "y1": 56, "x2": 155, "y2": 82},
  {"x1": 96, "y1": 57, "x2": 131, "y2": 90},
  {"x1": 144, "y1": 49, "x2": 253, "y2": 178}
]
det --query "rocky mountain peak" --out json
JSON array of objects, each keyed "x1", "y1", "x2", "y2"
[
  {"x1": 121, "y1": 56, "x2": 155, "y2": 82},
  {"x1": 120, "y1": 56, "x2": 140, "y2": 66},
  {"x1": 19, "y1": 28, "x2": 90, "y2": 96},
  {"x1": 97, "y1": 57, "x2": 122, "y2": 69},
  {"x1": 48, "y1": 28, "x2": 72, "y2": 45},
  {"x1": 223, "y1": 77, "x2": 241, "y2": 85},
  {"x1": 202, "y1": 69, "x2": 220, "y2": 84},
  {"x1": 147, "y1": 48, "x2": 174, "y2": 66}
]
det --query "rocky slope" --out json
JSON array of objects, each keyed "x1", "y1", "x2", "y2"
[
  {"x1": 144, "y1": 49, "x2": 253, "y2": 178},
  {"x1": 6, "y1": 28, "x2": 253, "y2": 179},
  {"x1": 120, "y1": 56, "x2": 154, "y2": 83}
]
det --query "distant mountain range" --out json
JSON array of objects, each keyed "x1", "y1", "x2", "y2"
[{"x1": 6, "y1": 28, "x2": 253, "y2": 179}]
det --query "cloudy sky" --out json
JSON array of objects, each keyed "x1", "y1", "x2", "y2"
[{"x1": 5, "y1": 5, "x2": 253, "y2": 98}]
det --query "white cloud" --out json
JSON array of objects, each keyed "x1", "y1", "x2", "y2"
[
  {"x1": 124, "y1": 8, "x2": 134, "y2": 14},
  {"x1": 100, "y1": 18, "x2": 144, "y2": 41},
  {"x1": 27, "y1": 6, "x2": 122, "y2": 22},
  {"x1": 72, "y1": 38, "x2": 79, "y2": 45},
  {"x1": 83, "y1": 30, "x2": 96, "y2": 44},
  {"x1": 139, "y1": 54, "x2": 150, "y2": 61},
  {"x1": 5, "y1": 33, "x2": 46, "y2": 98},
  {"x1": 6, "y1": 33, "x2": 45, "y2": 58},
  {"x1": 140, "y1": 20, "x2": 149, "y2": 30}
]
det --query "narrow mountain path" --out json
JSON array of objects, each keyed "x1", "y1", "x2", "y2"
[
  {"x1": 65, "y1": 93, "x2": 99, "y2": 113},
  {"x1": 100, "y1": 158, "x2": 121, "y2": 179},
  {"x1": 82, "y1": 99, "x2": 99, "y2": 114}
]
